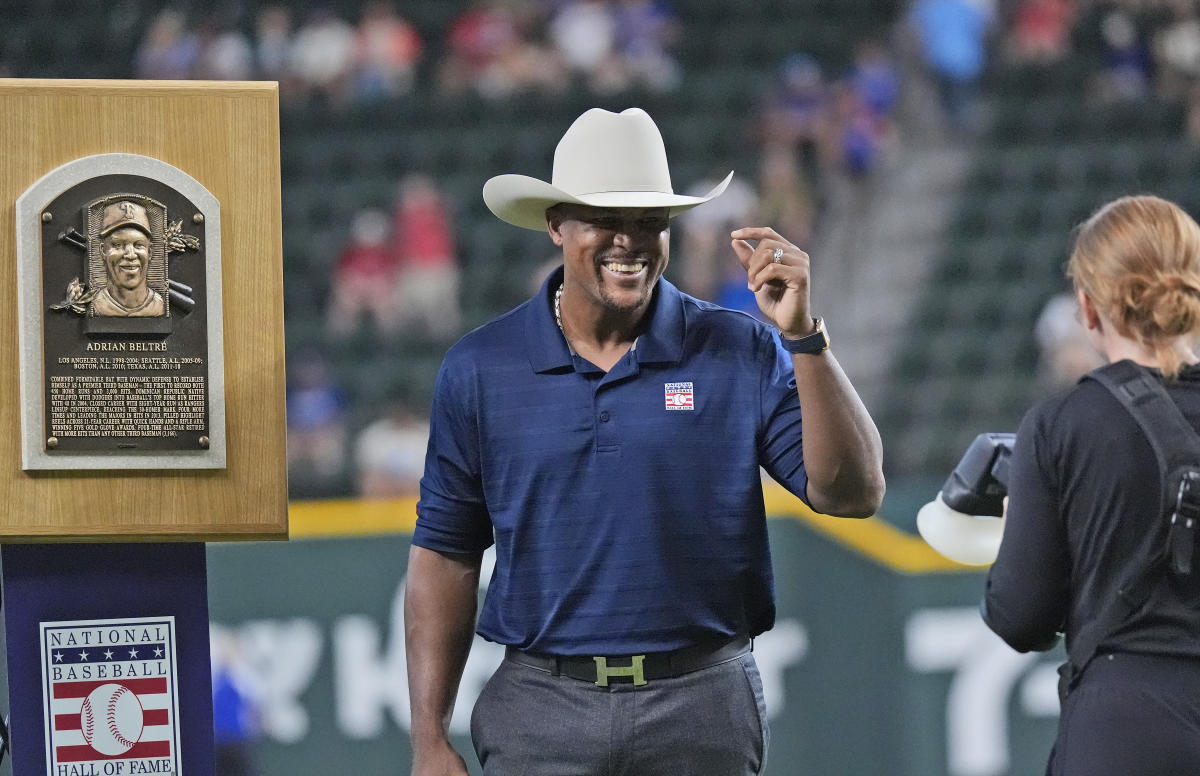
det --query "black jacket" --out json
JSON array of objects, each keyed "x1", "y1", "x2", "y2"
[{"x1": 984, "y1": 360, "x2": 1200, "y2": 660}]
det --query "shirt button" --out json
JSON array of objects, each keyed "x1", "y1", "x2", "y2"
[{"x1": 599, "y1": 411, "x2": 610, "y2": 422}]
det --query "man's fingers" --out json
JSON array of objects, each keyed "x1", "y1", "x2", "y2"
[
  {"x1": 731, "y1": 226, "x2": 785, "y2": 243},
  {"x1": 736, "y1": 238, "x2": 784, "y2": 278},
  {"x1": 747, "y1": 251, "x2": 811, "y2": 292},
  {"x1": 731, "y1": 238, "x2": 755, "y2": 268},
  {"x1": 747, "y1": 262, "x2": 791, "y2": 292},
  {"x1": 732, "y1": 228, "x2": 811, "y2": 292}
]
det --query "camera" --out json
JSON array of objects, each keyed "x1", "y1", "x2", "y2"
[
  {"x1": 941, "y1": 433, "x2": 1015, "y2": 515},
  {"x1": 917, "y1": 433, "x2": 1016, "y2": 566}
]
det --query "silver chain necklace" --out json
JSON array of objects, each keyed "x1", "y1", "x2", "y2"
[{"x1": 554, "y1": 283, "x2": 564, "y2": 332}]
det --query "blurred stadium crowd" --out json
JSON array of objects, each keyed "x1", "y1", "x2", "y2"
[
  {"x1": 8, "y1": 2, "x2": 1200, "y2": 774},
  {"x1": 5, "y1": 0, "x2": 1200, "y2": 504}
]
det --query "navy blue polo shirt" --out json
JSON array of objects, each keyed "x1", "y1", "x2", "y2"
[{"x1": 414, "y1": 267, "x2": 809, "y2": 655}]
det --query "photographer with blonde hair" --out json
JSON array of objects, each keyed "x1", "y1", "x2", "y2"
[{"x1": 984, "y1": 194, "x2": 1200, "y2": 774}]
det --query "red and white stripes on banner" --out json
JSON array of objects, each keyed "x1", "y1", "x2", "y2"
[{"x1": 50, "y1": 678, "x2": 172, "y2": 762}]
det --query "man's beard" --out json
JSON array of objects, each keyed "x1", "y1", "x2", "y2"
[{"x1": 595, "y1": 255, "x2": 658, "y2": 314}]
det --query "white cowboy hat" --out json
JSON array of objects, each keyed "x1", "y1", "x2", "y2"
[{"x1": 483, "y1": 107, "x2": 732, "y2": 231}]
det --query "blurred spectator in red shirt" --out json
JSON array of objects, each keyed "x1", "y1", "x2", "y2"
[
  {"x1": 353, "y1": 1, "x2": 423, "y2": 100},
  {"x1": 392, "y1": 174, "x2": 461, "y2": 340},
  {"x1": 439, "y1": 2, "x2": 512, "y2": 95},
  {"x1": 327, "y1": 208, "x2": 403, "y2": 337},
  {"x1": 1005, "y1": 0, "x2": 1074, "y2": 64},
  {"x1": 438, "y1": 1, "x2": 563, "y2": 98}
]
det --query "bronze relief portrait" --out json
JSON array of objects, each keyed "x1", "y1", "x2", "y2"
[{"x1": 51, "y1": 193, "x2": 199, "y2": 323}]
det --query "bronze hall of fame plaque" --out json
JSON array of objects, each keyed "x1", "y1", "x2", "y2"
[{"x1": 16, "y1": 154, "x2": 226, "y2": 470}]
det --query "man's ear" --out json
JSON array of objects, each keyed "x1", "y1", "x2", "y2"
[
  {"x1": 1077, "y1": 287, "x2": 1102, "y2": 332},
  {"x1": 546, "y1": 209, "x2": 565, "y2": 247}
]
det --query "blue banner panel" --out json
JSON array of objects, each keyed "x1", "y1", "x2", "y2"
[{"x1": 3, "y1": 543, "x2": 214, "y2": 776}]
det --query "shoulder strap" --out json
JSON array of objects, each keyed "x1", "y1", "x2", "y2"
[
  {"x1": 1059, "y1": 361, "x2": 1200, "y2": 697},
  {"x1": 1089, "y1": 360, "x2": 1200, "y2": 575}
]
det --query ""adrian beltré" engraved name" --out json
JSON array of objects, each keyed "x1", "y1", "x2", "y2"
[{"x1": 85, "y1": 341, "x2": 168, "y2": 352}]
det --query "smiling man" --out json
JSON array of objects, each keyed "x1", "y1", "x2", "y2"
[
  {"x1": 91, "y1": 200, "x2": 165, "y2": 318},
  {"x1": 405, "y1": 107, "x2": 885, "y2": 776}
]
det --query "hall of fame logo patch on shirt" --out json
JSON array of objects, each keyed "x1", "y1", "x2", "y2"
[
  {"x1": 664, "y1": 381, "x2": 694, "y2": 410},
  {"x1": 40, "y1": 617, "x2": 181, "y2": 776}
]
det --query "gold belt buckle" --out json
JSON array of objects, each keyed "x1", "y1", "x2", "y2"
[{"x1": 593, "y1": 654, "x2": 646, "y2": 686}]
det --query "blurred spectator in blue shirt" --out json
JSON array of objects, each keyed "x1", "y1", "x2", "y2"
[
  {"x1": 759, "y1": 52, "x2": 830, "y2": 187},
  {"x1": 286, "y1": 350, "x2": 350, "y2": 495},
  {"x1": 850, "y1": 38, "x2": 901, "y2": 122},
  {"x1": 135, "y1": 10, "x2": 200, "y2": 79},
  {"x1": 908, "y1": 0, "x2": 994, "y2": 131},
  {"x1": 760, "y1": 53, "x2": 828, "y2": 149},
  {"x1": 831, "y1": 82, "x2": 884, "y2": 178},
  {"x1": 211, "y1": 630, "x2": 261, "y2": 776},
  {"x1": 1093, "y1": 9, "x2": 1152, "y2": 104},
  {"x1": 613, "y1": 0, "x2": 682, "y2": 92}
]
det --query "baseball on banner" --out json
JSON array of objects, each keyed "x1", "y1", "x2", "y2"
[{"x1": 80, "y1": 683, "x2": 144, "y2": 756}]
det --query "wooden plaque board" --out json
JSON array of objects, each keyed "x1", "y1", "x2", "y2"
[{"x1": 0, "y1": 79, "x2": 287, "y2": 540}]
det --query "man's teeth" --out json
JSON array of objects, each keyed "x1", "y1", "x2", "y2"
[{"x1": 605, "y1": 262, "x2": 646, "y2": 272}]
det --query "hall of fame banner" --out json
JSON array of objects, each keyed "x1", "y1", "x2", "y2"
[{"x1": 39, "y1": 617, "x2": 182, "y2": 776}]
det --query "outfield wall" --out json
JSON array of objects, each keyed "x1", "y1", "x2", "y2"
[{"x1": 206, "y1": 485, "x2": 1062, "y2": 775}]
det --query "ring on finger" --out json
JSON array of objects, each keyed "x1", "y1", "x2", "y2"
[{"x1": 772, "y1": 247, "x2": 784, "y2": 264}]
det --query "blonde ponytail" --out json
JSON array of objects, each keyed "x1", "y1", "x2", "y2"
[{"x1": 1068, "y1": 195, "x2": 1200, "y2": 378}]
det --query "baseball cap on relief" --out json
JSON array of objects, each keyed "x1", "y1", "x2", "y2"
[{"x1": 99, "y1": 200, "x2": 152, "y2": 237}]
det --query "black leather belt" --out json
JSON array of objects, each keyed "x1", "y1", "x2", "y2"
[{"x1": 504, "y1": 634, "x2": 751, "y2": 687}]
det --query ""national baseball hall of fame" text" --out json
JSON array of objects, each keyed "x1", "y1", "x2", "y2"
[{"x1": 40, "y1": 618, "x2": 181, "y2": 776}]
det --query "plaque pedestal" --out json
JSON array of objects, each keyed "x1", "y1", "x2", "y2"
[{"x1": 2, "y1": 544, "x2": 213, "y2": 776}]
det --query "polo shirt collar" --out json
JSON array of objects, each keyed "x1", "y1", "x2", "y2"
[
  {"x1": 525, "y1": 266, "x2": 686, "y2": 373},
  {"x1": 633, "y1": 276, "x2": 685, "y2": 365}
]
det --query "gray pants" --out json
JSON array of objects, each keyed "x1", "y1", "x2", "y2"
[{"x1": 470, "y1": 652, "x2": 769, "y2": 776}]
